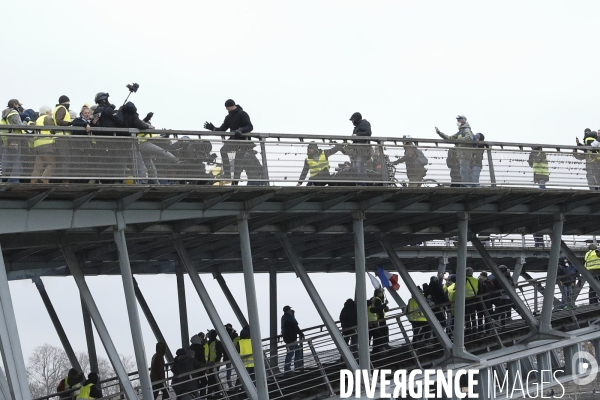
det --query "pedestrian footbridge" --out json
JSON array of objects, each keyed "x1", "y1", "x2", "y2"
[{"x1": 0, "y1": 131, "x2": 597, "y2": 400}]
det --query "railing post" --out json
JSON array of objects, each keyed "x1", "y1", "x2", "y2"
[
  {"x1": 259, "y1": 137, "x2": 270, "y2": 185},
  {"x1": 486, "y1": 147, "x2": 497, "y2": 188},
  {"x1": 308, "y1": 339, "x2": 335, "y2": 396}
]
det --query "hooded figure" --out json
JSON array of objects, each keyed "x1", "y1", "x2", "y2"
[
  {"x1": 339, "y1": 299, "x2": 358, "y2": 330},
  {"x1": 150, "y1": 342, "x2": 168, "y2": 399},
  {"x1": 57, "y1": 368, "x2": 84, "y2": 398},
  {"x1": 171, "y1": 348, "x2": 202, "y2": 396},
  {"x1": 78, "y1": 373, "x2": 102, "y2": 399}
]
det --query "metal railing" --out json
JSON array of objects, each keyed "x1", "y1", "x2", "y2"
[
  {"x1": 1, "y1": 126, "x2": 598, "y2": 189},
  {"x1": 36, "y1": 272, "x2": 600, "y2": 400}
]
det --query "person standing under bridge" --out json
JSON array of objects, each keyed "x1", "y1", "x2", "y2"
[
  {"x1": 585, "y1": 245, "x2": 600, "y2": 304},
  {"x1": 76, "y1": 373, "x2": 102, "y2": 399},
  {"x1": 281, "y1": 305, "x2": 304, "y2": 374},
  {"x1": 57, "y1": 368, "x2": 84, "y2": 399},
  {"x1": 238, "y1": 325, "x2": 255, "y2": 384},
  {"x1": 407, "y1": 294, "x2": 428, "y2": 345},
  {"x1": 150, "y1": 342, "x2": 168, "y2": 400},
  {"x1": 339, "y1": 298, "x2": 358, "y2": 355},
  {"x1": 369, "y1": 288, "x2": 390, "y2": 353}
]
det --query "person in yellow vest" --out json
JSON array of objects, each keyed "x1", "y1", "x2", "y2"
[
  {"x1": 296, "y1": 142, "x2": 343, "y2": 186},
  {"x1": 528, "y1": 147, "x2": 549, "y2": 189},
  {"x1": 369, "y1": 288, "x2": 390, "y2": 353},
  {"x1": 31, "y1": 106, "x2": 56, "y2": 183},
  {"x1": 407, "y1": 295, "x2": 428, "y2": 344},
  {"x1": 76, "y1": 372, "x2": 102, "y2": 399},
  {"x1": 574, "y1": 130, "x2": 600, "y2": 191},
  {"x1": 465, "y1": 267, "x2": 480, "y2": 336},
  {"x1": 204, "y1": 329, "x2": 224, "y2": 395},
  {"x1": 238, "y1": 325, "x2": 255, "y2": 383},
  {"x1": 52, "y1": 95, "x2": 73, "y2": 181},
  {"x1": 56, "y1": 368, "x2": 84, "y2": 399},
  {"x1": 585, "y1": 244, "x2": 600, "y2": 304},
  {"x1": 1, "y1": 99, "x2": 28, "y2": 182}
]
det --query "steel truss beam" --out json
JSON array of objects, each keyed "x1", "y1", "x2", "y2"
[
  {"x1": 172, "y1": 236, "x2": 259, "y2": 400},
  {"x1": 214, "y1": 272, "x2": 249, "y2": 328},
  {"x1": 32, "y1": 277, "x2": 81, "y2": 370},
  {"x1": 353, "y1": 214, "x2": 371, "y2": 374},
  {"x1": 62, "y1": 246, "x2": 137, "y2": 399},
  {"x1": 278, "y1": 233, "x2": 359, "y2": 370},
  {"x1": 175, "y1": 265, "x2": 189, "y2": 349}
]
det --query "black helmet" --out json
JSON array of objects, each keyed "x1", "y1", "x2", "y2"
[{"x1": 94, "y1": 92, "x2": 109, "y2": 103}]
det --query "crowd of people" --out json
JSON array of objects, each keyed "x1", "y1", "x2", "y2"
[{"x1": 3, "y1": 99, "x2": 599, "y2": 187}]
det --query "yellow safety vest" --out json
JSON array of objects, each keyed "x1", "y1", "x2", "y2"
[
  {"x1": 407, "y1": 298, "x2": 426, "y2": 322},
  {"x1": 239, "y1": 338, "x2": 254, "y2": 368},
  {"x1": 367, "y1": 297, "x2": 382, "y2": 323},
  {"x1": 137, "y1": 132, "x2": 158, "y2": 143},
  {"x1": 52, "y1": 105, "x2": 72, "y2": 135},
  {"x1": 232, "y1": 336, "x2": 240, "y2": 349},
  {"x1": 76, "y1": 383, "x2": 95, "y2": 399},
  {"x1": 307, "y1": 152, "x2": 329, "y2": 177},
  {"x1": 0, "y1": 110, "x2": 24, "y2": 145},
  {"x1": 585, "y1": 250, "x2": 600, "y2": 270},
  {"x1": 466, "y1": 277, "x2": 479, "y2": 299},
  {"x1": 34, "y1": 115, "x2": 55, "y2": 147},
  {"x1": 532, "y1": 152, "x2": 549, "y2": 176},
  {"x1": 204, "y1": 341, "x2": 217, "y2": 362}
]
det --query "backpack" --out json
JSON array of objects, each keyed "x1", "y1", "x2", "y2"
[{"x1": 416, "y1": 149, "x2": 428, "y2": 166}]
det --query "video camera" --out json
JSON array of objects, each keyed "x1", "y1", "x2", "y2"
[{"x1": 126, "y1": 83, "x2": 139, "y2": 93}]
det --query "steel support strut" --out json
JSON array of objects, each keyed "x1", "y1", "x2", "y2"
[
  {"x1": 81, "y1": 297, "x2": 99, "y2": 373},
  {"x1": 353, "y1": 213, "x2": 371, "y2": 374},
  {"x1": 33, "y1": 277, "x2": 81, "y2": 370},
  {"x1": 540, "y1": 214, "x2": 569, "y2": 336},
  {"x1": 0, "y1": 243, "x2": 31, "y2": 400},
  {"x1": 215, "y1": 272, "x2": 249, "y2": 328},
  {"x1": 453, "y1": 212, "x2": 476, "y2": 360},
  {"x1": 238, "y1": 215, "x2": 270, "y2": 399},
  {"x1": 380, "y1": 236, "x2": 454, "y2": 361},
  {"x1": 113, "y1": 220, "x2": 153, "y2": 400},
  {"x1": 62, "y1": 246, "x2": 137, "y2": 400},
  {"x1": 278, "y1": 233, "x2": 359, "y2": 370},
  {"x1": 0, "y1": 368, "x2": 9, "y2": 400},
  {"x1": 132, "y1": 278, "x2": 174, "y2": 363},
  {"x1": 269, "y1": 264, "x2": 278, "y2": 367},
  {"x1": 176, "y1": 265, "x2": 190, "y2": 349},
  {"x1": 172, "y1": 235, "x2": 259, "y2": 400}
]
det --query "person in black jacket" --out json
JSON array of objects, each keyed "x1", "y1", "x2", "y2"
[
  {"x1": 171, "y1": 348, "x2": 202, "y2": 398},
  {"x1": 79, "y1": 373, "x2": 102, "y2": 399},
  {"x1": 339, "y1": 299, "x2": 358, "y2": 354},
  {"x1": 122, "y1": 102, "x2": 178, "y2": 184},
  {"x1": 281, "y1": 305, "x2": 305, "y2": 373},
  {"x1": 423, "y1": 276, "x2": 447, "y2": 328},
  {"x1": 223, "y1": 324, "x2": 239, "y2": 388},
  {"x1": 347, "y1": 112, "x2": 372, "y2": 183},
  {"x1": 204, "y1": 99, "x2": 265, "y2": 185},
  {"x1": 92, "y1": 92, "x2": 126, "y2": 182}
]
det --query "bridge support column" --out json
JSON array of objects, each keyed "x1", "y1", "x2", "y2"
[
  {"x1": 278, "y1": 233, "x2": 359, "y2": 371},
  {"x1": 81, "y1": 297, "x2": 99, "y2": 373},
  {"x1": 269, "y1": 264, "x2": 278, "y2": 368},
  {"x1": 0, "y1": 244, "x2": 30, "y2": 400},
  {"x1": 133, "y1": 278, "x2": 174, "y2": 362},
  {"x1": 113, "y1": 219, "x2": 153, "y2": 400},
  {"x1": 380, "y1": 236, "x2": 458, "y2": 363},
  {"x1": 540, "y1": 214, "x2": 569, "y2": 338},
  {"x1": 215, "y1": 272, "x2": 249, "y2": 328},
  {"x1": 471, "y1": 237, "x2": 550, "y2": 340},
  {"x1": 33, "y1": 277, "x2": 81, "y2": 371},
  {"x1": 564, "y1": 343, "x2": 583, "y2": 375},
  {"x1": 176, "y1": 264, "x2": 189, "y2": 349},
  {"x1": 173, "y1": 235, "x2": 260, "y2": 400},
  {"x1": 62, "y1": 246, "x2": 137, "y2": 400},
  {"x1": 536, "y1": 352, "x2": 553, "y2": 386},
  {"x1": 453, "y1": 212, "x2": 477, "y2": 361},
  {"x1": 353, "y1": 213, "x2": 371, "y2": 374},
  {"x1": 507, "y1": 360, "x2": 522, "y2": 392},
  {"x1": 477, "y1": 368, "x2": 493, "y2": 400},
  {"x1": 238, "y1": 215, "x2": 269, "y2": 399}
]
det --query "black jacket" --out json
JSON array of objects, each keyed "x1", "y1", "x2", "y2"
[
  {"x1": 80, "y1": 379, "x2": 102, "y2": 399},
  {"x1": 423, "y1": 280, "x2": 446, "y2": 305},
  {"x1": 215, "y1": 105, "x2": 253, "y2": 140},
  {"x1": 189, "y1": 342, "x2": 206, "y2": 364},
  {"x1": 122, "y1": 102, "x2": 151, "y2": 130},
  {"x1": 223, "y1": 329, "x2": 239, "y2": 361},
  {"x1": 352, "y1": 119, "x2": 372, "y2": 143},
  {"x1": 71, "y1": 117, "x2": 92, "y2": 136},
  {"x1": 339, "y1": 299, "x2": 358, "y2": 330},
  {"x1": 93, "y1": 103, "x2": 124, "y2": 135},
  {"x1": 171, "y1": 354, "x2": 201, "y2": 395}
]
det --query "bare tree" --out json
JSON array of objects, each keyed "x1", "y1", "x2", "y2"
[{"x1": 26, "y1": 344, "x2": 70, "y2": 398}]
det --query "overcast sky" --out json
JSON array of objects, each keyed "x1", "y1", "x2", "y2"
[{"x1": 2, "y1": 0, "x2": 598, "y2": 375}]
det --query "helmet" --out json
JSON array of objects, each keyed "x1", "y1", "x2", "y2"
[{"x1": 94, "y1": 92, "x2": 109, "y2": 103}]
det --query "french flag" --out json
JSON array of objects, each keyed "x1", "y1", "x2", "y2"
[{"x1": 377, "y1": 266, "x2": 400, "y2": 290}]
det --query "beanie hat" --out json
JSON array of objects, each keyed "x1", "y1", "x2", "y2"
[
  {"x1": 58, "y1": 95, "x2": 70, "y2": 104},
  {"x1": 466, "y1": 267, "x2": 473, "y2": 277},
  {"x1": 225, "y1": 99, "x2": 236, "y2": 107}
]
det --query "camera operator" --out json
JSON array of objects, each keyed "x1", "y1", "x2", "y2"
[
  {"x1": 204, "y1": 99, "x2": 265, "y2": 185},
  {"x1": 92, "y1": 92, "x2": 127, "y2": 182}
]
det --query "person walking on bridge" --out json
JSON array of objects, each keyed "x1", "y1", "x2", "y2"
[
  {"x1": 281, "y1": 305, "x2": 304, "y2": 374},
  {"x1": 150, "y1": 342, "x2": 168, "y2": 400},
  {"x1": 528, "y1": 147, "x2": 549, "y2": 189},
  {"x1": 296, "y1": 142, "x2": 343, "y2": 186},
  {"x1": 369, "y1": 288, "x2": 390, "y2": 353},
  {"x1": 347, "y1": 112, "x2": 372, "y2": 183},
  {"x1": 238, "y1": 325, "x2": 255, "y2": 383},
  {"x1": 585, "y1": 245, "x2": 600, "y2": 304},
  {"x1": 339, "y1": 298, "x2": 358, "y2": 355},
  {"x1": 435, "y1": 115, "x2": 473, "y2": 186},
  {"x1": 1, "y1": 99, "x2": 28, "y2": 182},
  {"x1": 57, "y1": 368, "x2": 84, "y2": 399},
  {"x1": 76, "y1": 373, "x2": 102, "y2": 399}
]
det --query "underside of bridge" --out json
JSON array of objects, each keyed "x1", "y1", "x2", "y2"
[{"x1": 0, "y1": 184, "x2": 598, "y2": 400}]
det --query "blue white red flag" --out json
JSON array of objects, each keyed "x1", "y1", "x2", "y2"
[{"x1": 376, "y1": 266, "x2": 400, "y2": 290}]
